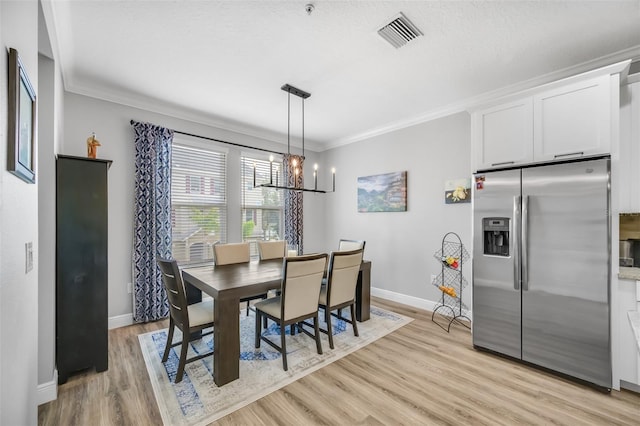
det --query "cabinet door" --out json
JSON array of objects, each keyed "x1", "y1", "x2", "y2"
[
  {"x1": 533, "y1": 74, "x2": 611, "y2": 161},
  {"x1": 56, "y1": 156, "x2": 109, "y2": 383},
  {"x1": 472, "y1": 98, "x2": 534, "y2": 171}
]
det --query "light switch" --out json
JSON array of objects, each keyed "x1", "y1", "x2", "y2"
[{"x1": 25, "y1": 242, "x2": 33, "y2": 273}]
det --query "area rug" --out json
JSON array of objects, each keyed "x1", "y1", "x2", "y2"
[{"x1": 138, "y1": 306, "x2": 412, "y2": 425}]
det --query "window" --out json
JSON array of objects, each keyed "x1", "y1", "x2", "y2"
[
  {"x1": 171, "y1": 142, "x2": 227, "y2": 265},
  {"x1": 241, "y1": 155, "x2": 284, "y2": 256}
]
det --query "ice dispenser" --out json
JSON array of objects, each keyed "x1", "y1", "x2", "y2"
[{"x1": 483, "y1": 217, "x2": 510, "y2": 256}]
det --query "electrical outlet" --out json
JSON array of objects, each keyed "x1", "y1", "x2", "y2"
[
  {"x1": 127, "y1": 282, "x2": 133, "y2": 294},
  {"x1": 25, "y1": 242, "x2": 33, "y2": 273}
]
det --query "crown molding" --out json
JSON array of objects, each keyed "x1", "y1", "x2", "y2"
[
  {"x1": 324, "y1": 45, "x2": 640, "y2": 151},
  {"x1": 65, "y1": 81, "x2": 325, "y2": 153}
]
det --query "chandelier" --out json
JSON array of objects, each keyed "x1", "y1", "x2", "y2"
[{"x1": 253, "y1": 84, "x2": 335, "y2": 193}]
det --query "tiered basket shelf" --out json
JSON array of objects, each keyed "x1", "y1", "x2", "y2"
[{"x1": 431, "y1": 232, "x2": 471, "y2": 332}]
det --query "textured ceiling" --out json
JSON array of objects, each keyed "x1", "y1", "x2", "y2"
[{"x1": 43, "y1": 1, "x2": 640, "y2": 151}]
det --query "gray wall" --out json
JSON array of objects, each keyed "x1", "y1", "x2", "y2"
[
  {"x1": 0, "y1": 0, "x2": 40, "y2": 423},
  {"x1": 323, "y1": 112, "x2": 472, "y2": 307},
  {"x1": 61, "y1": 94, "x2": 473, "y2": 324},
  {"x1": 62, "y1": 92, "x2": 326, "y2": 321}
]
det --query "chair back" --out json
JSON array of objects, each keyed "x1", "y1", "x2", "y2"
[
  {"x1": 258, "y1": 240, "x2": 286, "y2": 260},
  {"x1": 281, "y1": 253, "x2": 328, "y2": 321},
  {"x1": 214, "y1": 242, "x2": 250, "y2": 265},
  {"x1": 338, "y1": 239, "x2": 366, "y2": 252},
  {"x1": 326, "y1": 248, "x2": 364, "y2": 307},
  {"x1": 157, "y1": 258, "x2": 189, "y2": 327}
]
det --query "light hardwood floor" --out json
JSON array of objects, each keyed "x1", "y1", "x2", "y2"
[{"x1": 39, "y1": 297, "x2": 640, "y2": 425}]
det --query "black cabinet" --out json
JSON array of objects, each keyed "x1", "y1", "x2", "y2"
[{"x1": 56, "y1": 155, "x2": 111, "y2": 384}]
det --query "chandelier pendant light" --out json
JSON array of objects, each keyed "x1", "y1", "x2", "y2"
[{"x1": 253, "y1": 84, "x2": 335, "y2": 193}]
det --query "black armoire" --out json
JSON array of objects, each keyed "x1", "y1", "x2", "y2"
[{"x1": 56, "y1": 155, "x2": 111, "y2": 384}]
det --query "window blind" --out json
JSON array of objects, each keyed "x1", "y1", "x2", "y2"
[
  {"x1": 171, "y1": 142, "x2": 227, "y2": 265},
  {"x1": 240, "y1": 155, "x2": 284, "y2": 257}
]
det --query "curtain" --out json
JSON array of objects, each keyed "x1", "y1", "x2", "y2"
[
  {"x1": 283, "y1": 154, "x2": 304, "y2": 254},
  {"x1": 132, "y1": 120, "x2": 174, "y2": 323}
]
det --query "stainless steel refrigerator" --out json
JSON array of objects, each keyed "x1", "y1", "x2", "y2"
[{"x1": 472, "y1": 157, "x2": 611, "y2": 389}]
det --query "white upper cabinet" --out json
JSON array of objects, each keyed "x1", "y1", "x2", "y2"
[
  {"x1": 473, "y1": 98, "x2": 533, "y2": 170},
  {"x1": 533, "y1": 75, "x2": 611, "y2": 162},
  {"x1": 471, "y1": 62, "x2": 628, "y2": 172}
]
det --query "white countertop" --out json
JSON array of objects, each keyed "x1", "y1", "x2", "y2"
[{"x1": 629, "y1": 311, "x2": 640, "y2": 354}]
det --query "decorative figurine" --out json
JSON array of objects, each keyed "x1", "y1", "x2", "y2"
[{"x1": 87, "y1": 133, "x2": 101, "y2": 159}]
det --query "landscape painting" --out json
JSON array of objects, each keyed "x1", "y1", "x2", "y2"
[{"x1": 357, "y1": 171, "x2": 407, "y2": 212}]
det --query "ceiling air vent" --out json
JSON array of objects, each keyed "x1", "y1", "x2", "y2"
[{"x1": 377, "y1": 12, "x2": 423, "y2": 49}]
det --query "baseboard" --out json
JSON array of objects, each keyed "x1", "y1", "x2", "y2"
[
  {"x1": 109, "y1": 313, "x2": 134, "y2": 329},
  {"x1": 620, "y1": 380, "x2": 640, "y2": 394},
  {"x1": 371, "y1": 286, "x2": 472, "y2": 321},
  {"x1": 107, "y1": 292, "x2": 461, "y2": 331},
  {"x1": 37, "y1": 369, "x2": 57, "y2": 405}
]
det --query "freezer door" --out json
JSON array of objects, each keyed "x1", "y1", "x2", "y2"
[
  {"x1": 522, "y1": 158, "x2": 611, "y2": 388},
  {"x1": 472, "y1": 169, "x2": 522, "y2": 359}
]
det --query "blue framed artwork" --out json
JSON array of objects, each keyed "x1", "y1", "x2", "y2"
[
  {"x1": 7, "y1": 48, "x2": 36, "y2": 184},
  {"x1": 357, "y1": 171, "x2": 407, "y2": 212}
]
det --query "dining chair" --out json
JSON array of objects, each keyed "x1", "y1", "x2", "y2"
[
  {"x1": 214, "y1": 242, "x2": 267, "y2": 315},
  {"x1": 338, "y1": 239, "x2": 366, "y2": 251},
  {"x1": 157, "y1": 258, "x2": 214, "y2": 383},
  {"x1": 257, "y1": 240, "x2": 286, "y2": 260},
  {"x1": 331, "y1": 240, "x2": 366, "y2": 317},
  {"x1": 254, "y1": 253, "x2": 328, "y2": 371},
  {"x1": 308, "y1": 248, "x2": 364, "y2": 349}
]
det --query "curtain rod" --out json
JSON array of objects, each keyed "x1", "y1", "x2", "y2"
[{"x1": 129, "y1": 120, "x2": 288, "y2": 156}]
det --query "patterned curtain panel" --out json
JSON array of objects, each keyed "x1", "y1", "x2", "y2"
[
  {"x1": 283, "y1": 154, "x2": 304, "y2": 254},
  {"x1": 132, "y1": 121, "x2": 174, "y2": 323}
]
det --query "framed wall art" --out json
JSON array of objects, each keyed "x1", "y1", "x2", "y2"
[
  {"x1": 357, "y1": 171, "x2": 407, "y2": 212},
  {"x1": 444, "y1": 178, "x2": 471, "y2": 204},
  {"x1": 8, "y1": 47, "x2": 37, "y2": 184}
]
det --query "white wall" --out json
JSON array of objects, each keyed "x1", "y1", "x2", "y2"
[
  {"x1": 617, "y1": 78, "x2": 640, "y2": 387},
  {"x1": 62, "y1": 93, "x2": 325, "y2": 321},
  {"x1": 37, "y1": 0, "x2": 64, "y2": 402},
  {"x1": 324, "y1": 112, "x2": 472, "y2": 308},
  {"x1": 0, "y1": 0, "x2": 40, "y2": 423}
]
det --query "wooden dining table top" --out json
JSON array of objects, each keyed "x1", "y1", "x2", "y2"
[{"x1": 181, "y1": 258, "x2": 284, "y2": 299}]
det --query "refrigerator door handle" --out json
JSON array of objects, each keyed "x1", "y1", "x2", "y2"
[
  {"x1": 522, "y1": 195, "x2": 529, "y2": 291},
  {"x1": 514, "y1": 196, "x2": 521, "y2": 290}
]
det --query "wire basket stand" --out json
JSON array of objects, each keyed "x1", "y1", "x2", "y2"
[{"x1": 431, "y1": 232, "x2": 471, "y2": 332}]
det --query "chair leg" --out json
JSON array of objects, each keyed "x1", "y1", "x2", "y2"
[
  {"x1": 175, "y1": 336, "x2": 189, "y2": 383},
  {"x1": 162, "y1": 319, "x2": 175, "y2": 362},
  {"x1": 246, "y1": 300, "x2": 250, "y2": 316},
  {"x1": 350, "y1": 303, "x2": 359, "y2": 337},
  {"x1": 314, "y1": 316, "x2": 323, "y2": 355},
  {"x1": 255, "y1": 310, "x2": 261, "y2": 348},
  {"x1": 326, "y1": 306, "x2": 334, "y2": 349},
  {"x1": 281, "y1": 321, "x2": 288, "y2": 371}
]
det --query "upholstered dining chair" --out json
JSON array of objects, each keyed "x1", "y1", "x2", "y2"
[
  {"x1": 257, "y1": 240, "x2": 286, "y2": 260},
  {"x1": 157, "y1": 258, "x2": 214, "y2": 383},
  {"x1": 338, "y1": 239, "x2": 366, "y2": 252},
  {"x1": 254, "y1": 253, "x2": 328, "y2": 371},
  {"x1": 214, "y1": 242, "x2": 267, "y2": 315},
  {"x1": 312, "y1": 248, "x2": 364, "y2": 349}
]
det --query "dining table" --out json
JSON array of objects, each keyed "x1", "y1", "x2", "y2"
[{"x1": 181, "y1": 257, "x2": 372, "y2": 386}]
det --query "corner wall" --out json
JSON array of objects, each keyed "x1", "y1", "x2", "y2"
[
  {"x1": 0, "y1": 0, "x2": 40, "y2": 423},
  {"x1": 323, "y1": 112, "x2": 472, "y2": 308}
]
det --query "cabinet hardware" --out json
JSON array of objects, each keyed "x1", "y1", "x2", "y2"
[
  {"x1": 491, "y1": 161, "x2": 515, "y2": 166},
  {"x1": 554, "y1": 151, "x2": 584, "y2": 159}
]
